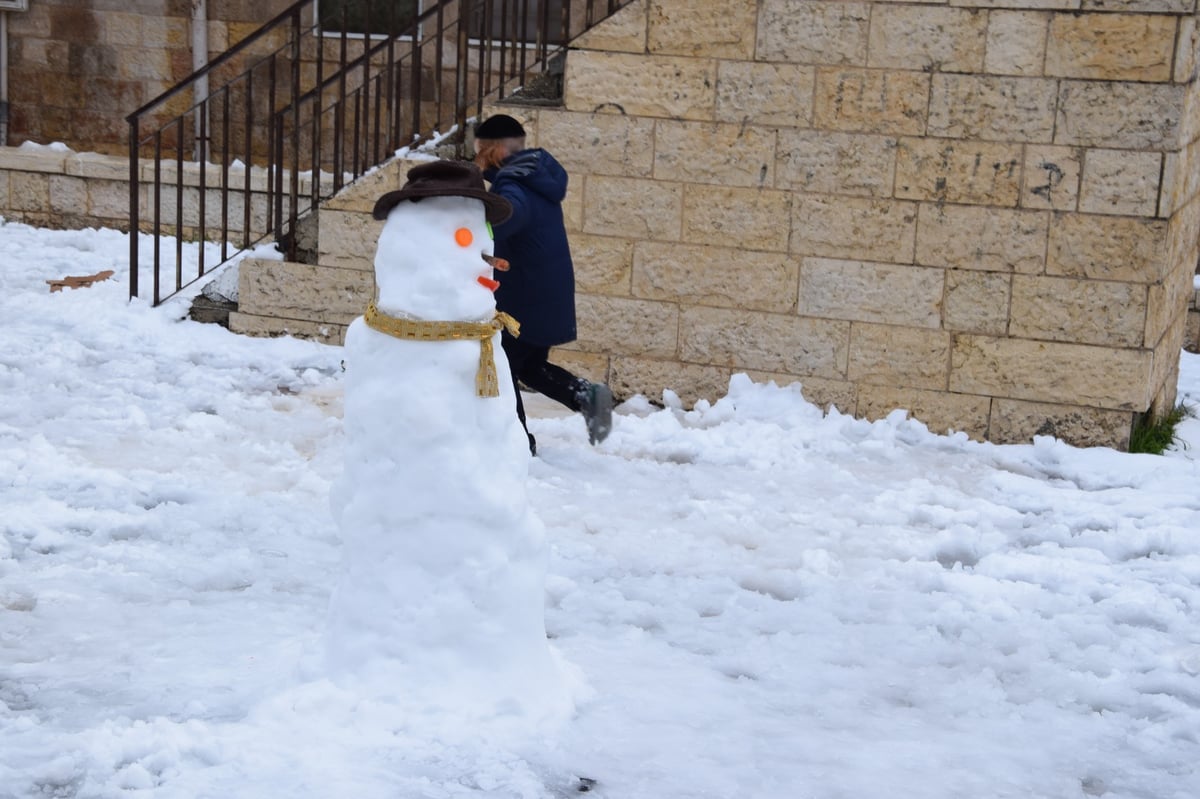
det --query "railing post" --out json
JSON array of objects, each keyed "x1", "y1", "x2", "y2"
[
  {"x1": 289, "y1": 7, "x2": 301, "y2": 262},
  {"x1": 128, "y1": 118, "x2": 140, "y2": 300},
  {"x1": 455, "y1": 0, "x2": 471, "y2": 153}
]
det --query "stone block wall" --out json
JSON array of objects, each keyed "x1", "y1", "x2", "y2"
[
  {"x1": 493, "y1": 0, "x2": 1200, "y2": 448},
  {"x1": 6, "y1": 0, "x2": 293, "y2": 154}
]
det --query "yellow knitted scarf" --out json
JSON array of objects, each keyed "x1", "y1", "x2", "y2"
[{"x1": 363, "y1": 301, "x2": 520, "y2": 398}]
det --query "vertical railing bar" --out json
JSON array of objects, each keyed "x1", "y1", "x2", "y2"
[
  {"x1": 519, "y1": 0, "x2": 529, "y2": 78},
  {"x1": 289, "y1": 8, "x2": 301, "y2": 262},
  {"x1": 153, "y1": 130, "x2": 162, "y2": 304},
  {"x1": 477, "y1": 0, "x2": 489, "y2": 108},
  {"x1": 362, "y1": 0, "x2": 373, "y2": 171},
  {"x1": 335, "y1": 12, "x2": 348, "y2": 192},
  {"x1": 174, "y1": 120, "x2": 184, "y2": 299},
  {"x1": 498, "y1": 0, "x2": 510, "y2": 100},
  {"x1": 312, "y1": 28, "x2": 324, "y2": 207},
  {"x1": 267, "y1": 55, "x2": 278, "y2": 233},
  {"x1": 372, "y1": 73, "x2": 383, "y2": 167},
  {"x1": 221, "y1": 88, "x2": 231, "y2": 263},
  {"x1": 197, "y1": 97, "x2": 208, "y2": 280},
  {"x1": 352, "y1": 90, "x2": 362, "y2": 178},
  {"x1": 433, "y1": 1, "x2": 444, "y2": 133},
  {"x1": 538, "y1": 0, "x2": 550, "y2": 66},
  {"x1": 385, "y1": 19, "x2": 396, "y2": 155},
  {"x1": 128, "y1": 117, "x2": 140, "y2": 300},
  {"x1": 243, "y1": 69, "x2": 254, "y2": 250},
  {"x1": 410, "y1": 23, "x2": 422, "y2": 141}
]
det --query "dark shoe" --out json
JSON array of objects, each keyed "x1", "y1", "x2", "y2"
[{"x1": 581, "y1": 383, "x2": 613, "y2": 445}]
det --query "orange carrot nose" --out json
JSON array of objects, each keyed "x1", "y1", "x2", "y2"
[{"x1": 477, "y1": 275, "x2": 500, "y2": 291}]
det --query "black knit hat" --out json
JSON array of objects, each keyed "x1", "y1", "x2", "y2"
[
  {"x1": 372, "y1": 160, "x2": 512, "y2": 224},
  {"x1": 474, "y1": 114, "x2": 526, "y2": 140}
]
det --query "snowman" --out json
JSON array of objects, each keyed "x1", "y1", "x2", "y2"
[{"x1": 325, "y1": 160, "x2": 573, "y2": 732}]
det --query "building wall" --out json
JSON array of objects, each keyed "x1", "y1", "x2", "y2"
[
  {"x1": 507, "y1": 0, "x2": 1200, "y2": 448},
  {"x1": 4, "y1": 0, "x2": 291, "y2": 155}
]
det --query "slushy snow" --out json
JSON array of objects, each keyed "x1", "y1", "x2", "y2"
[{"x1": 1, "y1": 217, "x2": 1198, "y2": 798}]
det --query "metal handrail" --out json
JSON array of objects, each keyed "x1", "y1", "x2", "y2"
[{"x1": 127, "y1": 0, "x2": 632, "y2": 306}]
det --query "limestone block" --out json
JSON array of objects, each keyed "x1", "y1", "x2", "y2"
[
  {"x1": 756, "y1": 0, "x2": 870, "y2": 65},
  {"x1": 680, "y1": 305, "x2": 850, "y2": 378},
  {"x1": 103, "y1": 12, "x2": 142, "y2": 46},
  {"x1": 1009, "y1": 275, "x2": 1148, "y2": 347},
  {"x1": 1078, "y1": 149, "x2": 1162, "y2": 217},
  {"x1": 1166, "y1": 196, "x2": 1200, "y2": 279},
  {"x1": 1048, "y1": 212, "x2": 1169, "y2": 284},
  {"x1": 632, "y1": 242, "x2": 799, "y2": 312},
  {"x1": 574, "y1": 294, "x2": 680, "y2": 358},
  {"x1": 950, "y1": 334, "x2": 1153, "y2": 410},
  {"x1": 813, "y1": 68, "x2": 930, "y2": 136},
  {"x1": 1082, "y1": 0, "x2": 1194, "y2": 11},
  {"x1": 1021, "y1": 145, "x2": 1082, "y2": 211},
  {"x1": 1055, "y1": 81, "x2": 1183, "y2": 149},
  {"x1": 1175, "y1": 14, "x2": 1198, "y2": 83},
  {"x1": 653, "y1": 121, "x2": 777, "y2": 188},
  {"x1": 775, "y1": 130, "x2": 896, "y2": 197},
  {"x1": 985, "y1": 11, "x2": 1050, "y2": 76},
  {"x1": 535, "y1": 110, "x2": 655, "y2": 178},
  {"x1": 944, "y1": 269, "x2": 1011, "y2": 335},
  {"x1": 10, "y1": 172, "x2": 50, "y2": 212},
  {"x1": 48, "y1": 175, "x2": 88, "y2": 215},
  {"x1": 611, "y1": 356, "x2": 731, "y2": 407},
  {"x1": 791, "y1": 195, "x2": 918, "y2": 264},
  {"x1": 0, "y1": 147, "x2": 67, "y2": 173},
  {"x1": 0, "y1": 171, "x2": 8, "y2": 208},
  {"x1": 1145, "y1": 257, "x2": 1195, "y2": 347},
  {"x1": 648, "y1": 0, "x2": 757, "y2": 59},
  {"x1": 915, "y1": 203, "x2": 1048, "y2": 273},
  {"x1": 238, "y1": 259, "x2": 372, "y2": 326},
  {"x1": 228, "y1": 311, "x2": 347, "y2": 345},
  {"x1": 1159, "y1": 143, "x2": 1200, "y2": 217},
  {"x1": 857, "y1": 385, "x2": 991, "y2": 439},
  {"x1": 680, "y1": 185, "x2": 791, "y2": 251},
  {"x1": 584, "y1": 176, "x2": 683, "y2": 241},
  {"x1": 800, "y1": 257, "x2": 944, "y2": 328},
  {"x1": 571, "y1": 0, "x2": 648, "y2": 53},
  {"x1": 1045, "y1": 13, "x2": 1175, "y2": 82},
  {"x1": 990, "y1": 398, "x2": 1133, "y2": 448},
  {"x1": 868, "y1": 6, "x2": 987, "y2": 73},
  {"x1": 716, "y1": 62, "x2": 815, "y2": 127},
  {"x1": 321, "y1": 160, "x2": 406, "y2": 212},
  {"x1": 546, "y1": 349, "x2": 610, "y2": 386},
  {"x1": 743, "y1": 370, "x2": 858, "y2": 414},
  {"x1": 564, "y1": 50, "x2": 717, "y2": 121},
  {"x1": 895, "y1": 138, "x2": 1022, "y2": 206},
  {"x1": 65, "y1": 152, "x2": 129, "y2": 181},
  {"x1": 318, "y1": 208, "x2": 383, "y2": 271},
  {"x1": 572, "y1": 233, "x2": 634, "y2": 295},
  {"x1": 564, "y1": 182, "x2": 584, "y2": 235},
  {"x1": 1148, "y1": 312, "x2": 1187, "y2": 402},
  {"x1": 953, "y1": 0, "x2": 1075, "y2": 9},
  {"x1": 927, "y1": 75, "x2": 1057, "y2": 142},
  {"x1": 848, "y1": 322, "x2": 952, "y2": 390},
  {"x1": 119, "y1": 47, "x2": 171, "y2": 81}
]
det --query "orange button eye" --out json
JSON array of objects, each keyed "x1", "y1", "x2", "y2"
[{"x1": 454, "y1": 227, "x2": 473, "y2": 247}]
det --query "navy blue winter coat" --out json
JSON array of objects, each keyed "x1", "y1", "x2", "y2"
[{"x1": 484, "y1": 148, "x2": 577, "y2": 347}]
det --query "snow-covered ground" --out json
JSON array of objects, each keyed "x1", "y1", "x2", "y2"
[{"x1": 1, "y1": 219, "x2": 1199, "y2": 799}]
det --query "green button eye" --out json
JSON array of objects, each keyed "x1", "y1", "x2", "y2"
[{"x1": 486, "y1": 221, "x2": 494, "y2": 239}]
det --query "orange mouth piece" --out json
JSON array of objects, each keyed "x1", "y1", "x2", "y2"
[{"x1": 477, "y1": 275, "x2": 500, "y2": 291}]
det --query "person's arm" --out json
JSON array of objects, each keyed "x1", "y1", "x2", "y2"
[{"x1": 492, "y1": 182, "x2": 530, "y2": 237}]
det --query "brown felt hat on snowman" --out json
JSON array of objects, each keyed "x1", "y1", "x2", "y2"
[{"x1": 372, "y1": 160, "x2": 512, "y2": 224}]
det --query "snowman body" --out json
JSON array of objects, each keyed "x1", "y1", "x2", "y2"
[{"x1": 326, "y1": 193, "x2": 569, "y2": 728}]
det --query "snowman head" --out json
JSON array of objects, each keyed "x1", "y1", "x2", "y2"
[{"x1": 371, "y1": 161, "x2": 512, "y2": 322}]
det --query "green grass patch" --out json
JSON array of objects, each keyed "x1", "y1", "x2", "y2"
[{"x1": 1129, "y1": 402, "x2": 1194, "y2": 454}]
